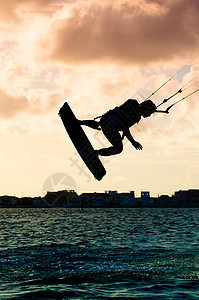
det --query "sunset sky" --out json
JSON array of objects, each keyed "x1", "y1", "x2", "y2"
[{"x1": 0, "y1": 0, "x2": 199, "y2": 197}]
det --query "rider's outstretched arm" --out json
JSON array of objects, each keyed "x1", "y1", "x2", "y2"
[{"x1": 122, "y1": 128, "x2": 143, "y2": 150}]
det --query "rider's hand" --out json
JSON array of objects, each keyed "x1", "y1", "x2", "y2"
[{"x1": 132, "y1": 141, "x2": 143, "y2": 150}]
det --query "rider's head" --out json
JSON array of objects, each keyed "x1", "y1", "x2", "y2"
[{"x1": 140, "y1": 100, "x2": 156, "y2": 118}]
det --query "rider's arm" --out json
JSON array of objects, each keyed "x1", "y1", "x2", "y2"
[{"x1": 122, "y1": 128, "x2": 143, "y2": 150}]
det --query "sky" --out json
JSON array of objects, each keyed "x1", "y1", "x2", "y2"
[{"x1": 0, "y1": 0, "x2": 199, "y2": 197}]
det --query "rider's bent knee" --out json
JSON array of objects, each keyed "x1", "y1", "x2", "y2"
[{"x1": 114, "y1": 143, "x2": 123, "y2": 154}]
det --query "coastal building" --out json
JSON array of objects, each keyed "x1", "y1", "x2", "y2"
[
  {"x1": 155, "y1": 195, "x2": 178, "y2": 207},
  {"x1": 174, "y1": 189, "x2": 199, "y2": 207},
  {"x1": 80, "y1": 192, "x2": 104, "y2": 207},
  {"x1": 80, "y1": 191, "x2": 121, "y2": 207},
  {"x1": 34, "y1": 190, "x2": 79, "y2": 207},
  {"x1": 117, "y1": 191, "x2": 136, "y2": 207},
  {"x1": 80, "y1": 190, "x2": 136, "y2": 207},
  {"x1": 0, "y1": 195, "x2": 19, "y2": 207},
  {"x1": 140, "y1": 191, "x2": 154, "y2": 207}
]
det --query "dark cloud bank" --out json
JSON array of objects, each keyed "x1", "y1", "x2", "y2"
[{"x1": 48, "y1": 0, "x2": 199, "y2": 65}]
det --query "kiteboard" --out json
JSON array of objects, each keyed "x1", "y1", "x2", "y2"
[{"x1": 59, "y1": 102, "x2": 106, "y2": 181}]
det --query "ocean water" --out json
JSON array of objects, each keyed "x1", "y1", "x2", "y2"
[{"x1": 0, "y1": 208, "x2": 199, "y2": 299}]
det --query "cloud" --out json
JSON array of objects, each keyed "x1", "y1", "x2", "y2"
[
  {"x1": 0, "y1": 90, "x2": 29, "y2": 118},
  {"x1": 0, "y1": 87, "x2": 63, "y2": 119},
  {"x1": 0, "y1": 0, "x2": 61, "y2": 23},
  {"x1": 42, "y1": 0, "x2": 199, "y2": 65}
]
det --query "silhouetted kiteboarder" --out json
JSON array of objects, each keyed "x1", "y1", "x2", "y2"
[
  {"x1": 79, "y1": 99, "x2": 157, "y2": 156},
  {"x1": 59, "y1": 82, "x2": 198, "y2": 180}
]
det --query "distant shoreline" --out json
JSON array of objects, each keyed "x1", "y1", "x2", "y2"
[{"x1": 0, "y1": 189, "x2": 199, "y2": 208}]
